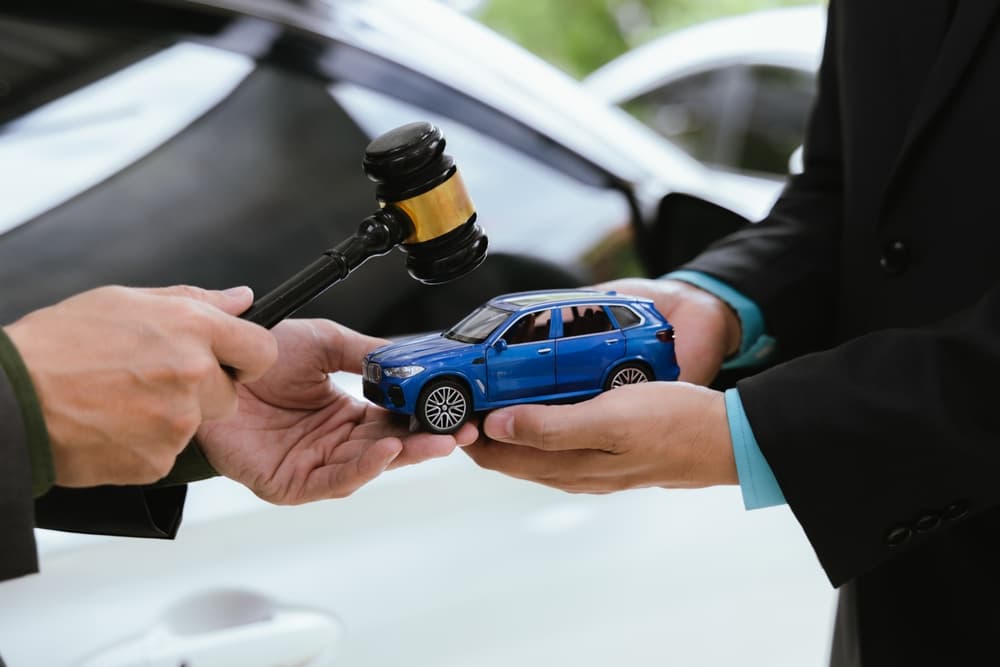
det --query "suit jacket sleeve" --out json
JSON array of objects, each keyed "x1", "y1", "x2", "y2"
[
  {"x1": 683, "y1": 1, "x2": 1000, "y2": 586},
  {"x1": 737, "y1": 290, "x2": 1000, "y2": 587},
  {"x1": 683, "y1": 0, "x2": 844, "y2": 361}
]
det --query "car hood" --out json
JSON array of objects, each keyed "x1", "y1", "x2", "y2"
[{"x1": 369, "y1": 332, "x2": 473, "y2": 366}]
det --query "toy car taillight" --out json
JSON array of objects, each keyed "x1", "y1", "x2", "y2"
[{"x1": 656, "y1": 328, "x2": 674, "y2": 342}]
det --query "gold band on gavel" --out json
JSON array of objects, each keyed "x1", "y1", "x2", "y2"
[{"x1": 383, "y1": 169, "x2": 476, "y2": 244}]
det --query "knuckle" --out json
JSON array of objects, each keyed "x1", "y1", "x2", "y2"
[
  {"x1": 172, "y1": 284, "x2": 206, "y2": 302},
  {"x1": 95, "y1": 284, "x2": 129, "y2": 299},
  {"x1": 173, "y1": 301, "x2": 211, "y2": 329},
  {"x1": 174, "y1": 355, "x2": 218, "y2": 385},
  {"x1": 151, "y1": 450, "x2": 177, "y2": 478},
  {"x1": 164, "y1": 408, "x2": 201, "y2": 440},
  {"x1": 537, "y1": 415, "x2": 564, "y2": 449},
  {"x1": 132, "y1": 450, "x2": 175, "y2": 484}
]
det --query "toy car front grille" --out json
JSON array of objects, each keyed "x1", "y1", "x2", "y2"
[
  {"x1": 363, "y1": 362, "x2": 382, "y2": 383},
  {"x1": 363, "y1": 381, "x2": 385, "y2": 404}
]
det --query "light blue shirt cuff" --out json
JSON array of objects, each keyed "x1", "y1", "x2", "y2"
[
  {"x1": 664, "y1": 270, "x2": 775, "y2": 368},
  {"x1": 725, "y1": 388, "x2": 786, "y2": 510}
]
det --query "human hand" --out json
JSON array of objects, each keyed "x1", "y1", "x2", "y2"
[
  {"x1": 196, "y1": 319, "x2": 478, "y2": 505},
  {"x1": 4, "y1": 285, "x2": 277, "y2": 487},
  {"x1": 463, "y1": 382, "x2": 736, "y2": 493},
  {"x1": 596, "y1": 278, "x2": 741, "y2": 385}
]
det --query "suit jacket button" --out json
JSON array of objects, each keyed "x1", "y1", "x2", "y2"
[
  {"x1": 913, "y1": 513, "x2": 941, "y2": 533},
  {"x1": 943, "y1": 501, "x2": 970, "y2": 521},
  {"x1": 880, "y1": 240, "x2": 910, "y2": 274},
  {"x1": 885, "y1": 525, "x2": 912, "y2": 547}
]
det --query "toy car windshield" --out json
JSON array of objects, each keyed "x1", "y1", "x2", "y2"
[{"x1": 443, "y1": 304, "x2": 511, "y2": 344}]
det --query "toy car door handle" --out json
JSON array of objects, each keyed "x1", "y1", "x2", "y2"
[{"x1": 537, "y1": 347, "x2": 552, "y2": 354}]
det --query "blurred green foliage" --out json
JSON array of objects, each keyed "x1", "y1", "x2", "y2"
[{"x1": 476, "y1": 0, "x2": 820, "y2": 77}]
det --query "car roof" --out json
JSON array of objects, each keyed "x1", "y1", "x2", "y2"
[
  {"x1": 584, "y1": 6, "x2": 826, "y2": 104},
  {"x1": 489, "y1": 289, "x2": 652, "y2": 311}
]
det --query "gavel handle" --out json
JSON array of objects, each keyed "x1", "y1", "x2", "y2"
[
  {"x1": 239, "y1": 208, "x2": 410, "y2": 329},
  {"x1": 239, "y1": 254, "x2": 351, "y2": 329}
]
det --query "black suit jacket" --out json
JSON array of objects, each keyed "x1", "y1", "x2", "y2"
[{"x1": 685, "y1": 1, "x2": 1000, "y2": 664}]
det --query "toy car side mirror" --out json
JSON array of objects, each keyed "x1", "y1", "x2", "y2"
[{"x1": 493, "y1": 339, "x2": 508, "y2": 352}]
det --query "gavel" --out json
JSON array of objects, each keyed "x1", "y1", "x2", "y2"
[{"x1": 239, "y1": 122, "x2": 488, "y2": 328}]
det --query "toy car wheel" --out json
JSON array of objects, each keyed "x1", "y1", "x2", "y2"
[
  {"x1": 604, "y1": 362, "x2": 653, "y2": 390},
  {"x1": 417, "y1": 379, "x2": 472, "y2": 434}
]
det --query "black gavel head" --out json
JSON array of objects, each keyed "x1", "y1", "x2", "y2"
[{"x1": 363, "y1": 122, "x2": 488, "y2": 285}]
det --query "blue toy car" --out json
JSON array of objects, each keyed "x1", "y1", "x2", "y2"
[{"x1": 362, "y1": 289, "x2": 680, "y2": 434}]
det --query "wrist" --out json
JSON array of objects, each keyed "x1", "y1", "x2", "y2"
[
  {"x1": 666, "y1": 278, "x2": 743, "y2": 357},
  {"x1": 699, "y1": 389, "x2": 738, "y2": 486}
]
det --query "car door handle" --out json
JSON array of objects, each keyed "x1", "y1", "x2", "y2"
[
  {"x1": 537, "y1": 348, "x2": 552, "y2": 354},
  {"x1": 604, "y1": 339, "x2": 620, "y2": 345},
  {"x1": 75, "y1": 589, "x2": 342, "y2": 667}
]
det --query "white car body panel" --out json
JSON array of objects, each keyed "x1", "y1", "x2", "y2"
[{"x1": 584, "y1": 7, "x2": 826, "y2": 104}]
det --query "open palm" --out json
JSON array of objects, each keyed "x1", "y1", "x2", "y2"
[{"x1": 197, "y1": 319, "x2": 477, "y2": 504}]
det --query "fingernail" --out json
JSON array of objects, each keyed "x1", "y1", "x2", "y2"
[
  {"x1": 485, "y1": 411, "x2": 513, "y2": 440},
  {"x1": 222, "y1": 286, "x2": 252, "y2": 299}
]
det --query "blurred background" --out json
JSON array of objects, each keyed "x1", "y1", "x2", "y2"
[
  {"x1": 469, "y1": 0, "x2": 815, "y2": 76},
  {"x1": 0, "y1": 1, "x2": 833, "y2": 665}
]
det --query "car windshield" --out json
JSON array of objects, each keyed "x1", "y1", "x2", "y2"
[{"x1": 444, "y1": 305, "x2": 511, "y2": 344}]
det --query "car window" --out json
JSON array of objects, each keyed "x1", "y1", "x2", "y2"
[
  {"x1": 502, "y1": 309, "x2": 553, "y2": 345},
  {"x1": 444, "y1": 305, "x2": 511, "y2": 344},
  {"x1": 560, "y1": 305, "x2": 614, "y2": 338},
  {"x1": 623, "y1": 64, "x2": 814, "y2": 176},
  {"x1": 609, "y1": 305, "x2": 641, "y2": 328}
]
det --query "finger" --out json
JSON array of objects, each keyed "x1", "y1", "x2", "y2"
[
  {"x1": 301, "y1": 437, "x2": 402, "y2": 502},
  {"x1": 204, "y1": 312, "x2": 279, "y2": 383},
  {"x1": 138, "y1": 285, "x2": 254, "y2": 316},
  {"x1": 386, "y1": 433, "x2": 459, "y2": 469},
  {"x1": 483, "y1": 402, "x2": 612, "y2": 451},
  {"x1": 463, "y1": 440, "x2": 611, "y2": 487},
  {"x1": 197, "y1": 364, "x2": 240, "y2": 421},
  {"x1": 314, "y1": 320, "x2": 389, "y2": 375},
  {"x1": 454, "y1": 421, "x2": 479, "y2": 447}
]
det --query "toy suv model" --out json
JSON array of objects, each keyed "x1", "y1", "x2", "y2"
[{"x1": 362, "y1": 289, "x2": 680, "y2": 433}]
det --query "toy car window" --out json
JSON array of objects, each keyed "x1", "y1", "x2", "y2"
[
  {"x1": 502, "y1": 309, "x2": 553, "y2": 345},
  {"x1": 560, "y1": 305, "x2": 613, "y2": 337},
  {"x1": 444, "y1": 305, "x2": 511, "y2": 344},
  {"x1": 609, "y1": 305, "x2": 641, "y2": 328}
]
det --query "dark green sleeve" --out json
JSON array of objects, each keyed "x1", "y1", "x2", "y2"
[
  {"x1": 0, "y1": 327, "x2": 209, "y2": 547},
  {"x1": 0, "y1": 330, "x2": 41, "y2": 581},
  {"x1": 154, "y1": 441, "x2": 218, "y2": 487},
  {"x1": 0, "y1": 328, "x2": 54, "y2": 497}
]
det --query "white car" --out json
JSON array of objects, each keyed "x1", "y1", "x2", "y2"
[
  {"x1": 0, "y1": 1, "x2": 834, "y2": 665},
  {"x1": 585, "y1": 6, "x2": 825, "y2": 182}
]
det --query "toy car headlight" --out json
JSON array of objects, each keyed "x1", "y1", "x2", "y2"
[{"x1": 383, "y1": 365, "x2": 425, "y2": 379}]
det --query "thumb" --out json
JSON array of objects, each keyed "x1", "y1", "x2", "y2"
[
  {"x1": 484, "y1": 402, "x2": 597, "y2": 451},
  {"x1": 140, "y1": 285, "x2": 254, "y2": 316}
]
